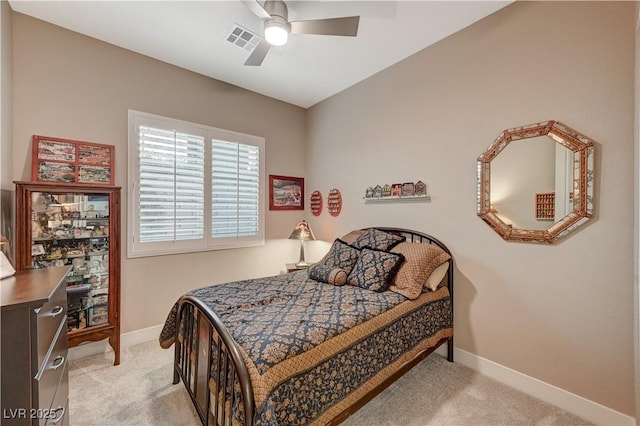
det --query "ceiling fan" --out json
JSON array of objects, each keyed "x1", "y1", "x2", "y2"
[{"x1": 241, "y1": 0, "x2": 360, "y2": 66}]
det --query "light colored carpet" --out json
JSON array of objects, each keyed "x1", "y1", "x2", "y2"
[
  {"x1": 69, "y1": 340, "x2": 200, "y2": 425},
  {"x1": 69, "y1": 340, "x2": 593, "y2": 425}
]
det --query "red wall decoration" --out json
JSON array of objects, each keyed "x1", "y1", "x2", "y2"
[
  {"x1": 327, "y1": 188, "x2": 342, "y2": 217},
  {"x1": 310, "y1": 190, "x2": 323, "y2": 216}
]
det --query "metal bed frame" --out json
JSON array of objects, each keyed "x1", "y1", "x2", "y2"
[{"x1": 172, "y1": 228, "x2": 454, "y2": 425}]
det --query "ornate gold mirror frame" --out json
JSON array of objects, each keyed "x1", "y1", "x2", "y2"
[{"x1": 477, "y1": 120, "x2": 594, "y2": 243}]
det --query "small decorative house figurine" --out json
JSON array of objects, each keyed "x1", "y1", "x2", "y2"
[
  {"x1": 365, "y1": 187, "x2": 374, "y2": 198},
  {"x1": 373, "y1": 185, "x2": 382, "y2": 198},
  {"x1": 401, "y1": 182, "x2": 415, "y2": 197},
  {"x1": 381, "y1": 184, "x2": 391, "y2": 197},
  {"x1": 391, "y1": 184, "x2": 402, "y2": 197},
  {"x1": 415, "y1": 181, "x2": 427, "y2": 196}
]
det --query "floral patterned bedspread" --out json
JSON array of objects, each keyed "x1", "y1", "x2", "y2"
[
  {"x1": 160, "y1": 270, "x2": 406, "y2": 373},
  {"x1": 160, "y1": 270, "x2": 453, "y2": 425}
]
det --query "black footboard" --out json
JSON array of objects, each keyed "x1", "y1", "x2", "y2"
[{"x1": 173, "y1": 296, "x2": 255, "y2": 426}]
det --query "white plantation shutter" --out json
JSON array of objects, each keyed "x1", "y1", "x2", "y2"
[
  {"x1": 128, "y1": 111, "x2": 265, "y2": 258},
  {"x1": 138, "y1": 126, "x2": 205, "y2": 242},
  {"x1": 211, "y1": 140, "x2": 260, "y2": 239}
]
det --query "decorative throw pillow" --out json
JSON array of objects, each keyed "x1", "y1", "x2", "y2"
[
  {"x1": 388, "y1": 242, "x2": 451, "y2": 299},
  {"x1": 308, "y1": 264, "x2": 348, "y2": 286},
  {"x1": 339, "y1": 230, "x2": 365, "y2": 245},
  {"x1": 425, "y1": 262, "x2": 450, "y2": 291},
  {"x1": 319, "y1": 239, "x2": 361, "y2": 275},
  {"x1": 352, "y1": 228, "x2": 406, "y2": 251},
  {"x1": 347, "y1": 248, "x2": 405, "y2": 292}
]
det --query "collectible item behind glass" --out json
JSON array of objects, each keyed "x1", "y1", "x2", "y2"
[{"x1": 30, "y1": 191, "x2": 111, "y2": 331}]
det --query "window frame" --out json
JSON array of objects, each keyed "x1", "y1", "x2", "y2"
[{"x1": 127, "y1": 110, "x2": 265, "y2": 258}]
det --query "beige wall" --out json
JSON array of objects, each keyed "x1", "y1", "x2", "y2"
[
  {"x1": 307, "y1": 1, "x2": 635, "y2": 416},
  {"x1": 11, "y1": 13, "x2": 307, "y2": 335},
  {"x1": 1, "y1": 0, "x2": 13, "y2": 189},
  {"x1": 1, "y1": 1, "x2": 14, "y2": 262}
]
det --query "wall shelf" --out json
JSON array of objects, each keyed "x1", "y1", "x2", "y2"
[{"x1": 363, "y1": 195, "x2": 431, "y2": 203}]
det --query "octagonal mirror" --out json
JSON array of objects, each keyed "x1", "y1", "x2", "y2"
[{"x1": 477, "y1": 120, "x2": 594, "y2": 243}]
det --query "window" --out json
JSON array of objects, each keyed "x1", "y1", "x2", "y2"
[{"x1": 128, "y1": 110, "x2": 265, "y2": 258}]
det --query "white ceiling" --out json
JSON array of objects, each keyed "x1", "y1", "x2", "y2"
[{"x1": 8, "y1": 0, "x2": 512, "y2": 109}]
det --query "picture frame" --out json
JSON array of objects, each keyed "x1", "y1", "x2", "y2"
[
  {"x1": 31, "y1": 135, "x2": 115, "y2": 186},
  {"x1": 269, "y1": 175, "x2": 304, "y2": 210}
]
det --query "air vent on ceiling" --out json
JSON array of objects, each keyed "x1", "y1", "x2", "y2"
[{"x1": 225, "y1": 24, "x2": 262, "y2": 53}]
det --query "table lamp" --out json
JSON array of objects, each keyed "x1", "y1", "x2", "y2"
[{"x1": 289, "y1": 220, "x2": 315, "y2": 267}]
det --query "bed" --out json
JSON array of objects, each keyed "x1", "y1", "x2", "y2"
[{"x1": 159, "y1": 227, "x2": 454, "y2": 426}]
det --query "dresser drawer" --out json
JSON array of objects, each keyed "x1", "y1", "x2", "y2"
[
  {"x1": 35, "y1": 318, "x2": 68, "y2": 414},
  {"x1": 44, "y1": 362, "x2": 68, "y2": 426},
  {"x1": 45, "y1": 400, "x2": 68, "y2": 426},
  {"x1": 36, "y1": 282, "x2": 67, "y2": 367}
]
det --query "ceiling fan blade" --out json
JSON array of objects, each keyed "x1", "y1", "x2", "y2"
[
  {"x1": 290, "y1": 16, "x2": 359, "y2": 37},
  {"x1": 241, "y1": 0, "x2": 271, "y2": 20},
  {"x1": 244, "y1": 39, "x2": 271, "y2": 66}
]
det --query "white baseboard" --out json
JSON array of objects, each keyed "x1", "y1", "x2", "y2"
[
  {"x1": 67, "y1": 324, "x2": 163, "y2": 362},
  {"x1": 436, "y1": 346, "x2": 636, "y2": 426},
  {"x1": 70, "y1": 329, "x2": 636, "y2": 426}
]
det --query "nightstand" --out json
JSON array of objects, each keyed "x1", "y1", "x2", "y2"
[{"x1": 286, "y1": 263, "x2": 310, "y2": 273}]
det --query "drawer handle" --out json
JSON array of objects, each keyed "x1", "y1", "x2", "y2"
[
  {"x1": 51, "y1": 306, "x2": 64, "y2": 317},
  {"x1": 50, "y1": 406, "x2": 66, "y2": 425},
  {"x1": 50, "y1": 355, "x2": 65, "y2": 370}
]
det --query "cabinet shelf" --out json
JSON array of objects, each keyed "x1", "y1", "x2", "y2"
[
  {"x1": 33, "y1": 236, "x2": 108, "y2": 242},
  {"x1": 67, "y1": 283, "x2": 93, "y2": 293}
]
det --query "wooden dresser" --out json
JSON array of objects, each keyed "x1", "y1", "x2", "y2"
[{"x1": 1, "y1": 266, "x2": 70, "y2": 426}]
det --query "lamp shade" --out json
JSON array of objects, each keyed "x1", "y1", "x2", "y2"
[{"x1": 289, "y1": 220, "x2": 315, "y2": 241}]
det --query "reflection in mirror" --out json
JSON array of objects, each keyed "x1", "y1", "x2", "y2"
[
  {"x1": 491, "y1": 136, "x2": 573, "y2": 230},
  {"x1": 477, "y1": 121, "x2": 594, "y2": 243}
]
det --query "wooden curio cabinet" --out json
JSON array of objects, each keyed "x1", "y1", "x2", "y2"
[{"x1": 15, "y1": 181, "x2": 121, "y2": 365}]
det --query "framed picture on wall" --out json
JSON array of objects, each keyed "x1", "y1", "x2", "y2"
[
  {"x1": 269, "y1": 175, "x2": 304, "y2": 210},
  {"x1": 31, "y1": 135, "x2": 115, "y2": 186}
]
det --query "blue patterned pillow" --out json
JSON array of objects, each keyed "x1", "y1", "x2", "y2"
[
  {"x1": 308, "y1": 264, "x2": 348, "y2": 286},
  {"x1": 320, "y1": 239, "x2": 361, "y2": 274},
  {"x1": 352, "y1": 228, "x2": 406, "y2": 251},
  {"x1": 347, "y1": 248, "x2": 405, "y2": 292}
]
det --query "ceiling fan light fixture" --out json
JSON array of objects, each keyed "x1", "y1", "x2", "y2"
[{"x1": 264, "y1": 18, "x2": 290, "y2": 46}]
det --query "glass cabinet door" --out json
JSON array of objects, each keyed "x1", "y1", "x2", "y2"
[
  {"x1": 30, "y1": 191, "x2": 110, "y2": 331},
  {"x1": 16, "y1": 181, "x2": 121, "y2": 365}
]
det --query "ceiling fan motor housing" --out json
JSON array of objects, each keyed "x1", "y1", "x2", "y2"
[{"x1": 264, "y1": 0, "x2": 289, "y2": 21}]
